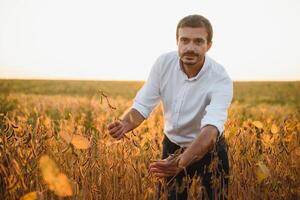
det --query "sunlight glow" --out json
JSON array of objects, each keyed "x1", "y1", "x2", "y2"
[{"x1": 0, "y1": 0, "x2": 299, "y2": 81}]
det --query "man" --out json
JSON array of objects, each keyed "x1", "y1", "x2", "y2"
[{"x1": 107, "y1": 14, "x2": 233, "y2": 200}]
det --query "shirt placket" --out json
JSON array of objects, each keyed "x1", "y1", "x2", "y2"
[{"x1": 173, "y1": 80, "x2": 189, "y2": 128}]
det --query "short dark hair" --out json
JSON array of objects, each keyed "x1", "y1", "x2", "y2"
[{"x1": 176, "y1": 14, "x2": 213, "y2": 43}]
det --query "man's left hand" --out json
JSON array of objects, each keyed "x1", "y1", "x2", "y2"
[{"x1": 149, "y1": 155, "x2": 183, "y2": 178}]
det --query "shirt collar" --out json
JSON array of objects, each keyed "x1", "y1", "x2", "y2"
[{"x1": 177, "y1": 54, "x2": 210, "y2": 82}]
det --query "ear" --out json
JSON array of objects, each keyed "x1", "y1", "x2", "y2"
[{"x1": 207, "y1": 41, "x2": 213, "y2": 51}]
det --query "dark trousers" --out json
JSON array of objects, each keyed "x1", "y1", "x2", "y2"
[{"x1": 157, "y1": 135, "x2": 229, "y2": 200}]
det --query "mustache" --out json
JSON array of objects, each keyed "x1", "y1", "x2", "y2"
[{"x1": 183, "y1": 51, "x2": 199, "y2": 57}]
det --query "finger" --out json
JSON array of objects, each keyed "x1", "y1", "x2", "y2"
[
  {"x1": 149, "y1": 160, "x2": 173, "y2": 170},
  {"x1": 108, "y1": 121, "x2": 121, "y2": 130},
  {"x1": 107, "y1": 122, "x2": 116, "y2": 130},
  {"x1": 154, "y1": 172, "x2": 175, "y2": 178},
  {"x1": 166, "y1": 154, "x2": 175, "y2": 161},
  {"x1": 108, "y1": 124, "x2": 123, "y2": 135},
  {"x1": 150, "y1": 166, "x2": 178, "y2": 173},
  {"x1": 149, "y1": 162, "x2": 165, "y2": 170},
  {"x1": 111, "y1": 128, "x2": 123, "y2": 138},
  {"x1": 116, "y1": 128, "x2": 125, "y2": 140},
  {"x1": 151, "y1": 170, "x2": 177, "y2": 177},
  {"x1": 151, "y1": 160, "x2": 167, "y2": 165},
  {"x1": 149, "y1": 164, "x2": 180, "y2": 176},
  {"x1": 153, "y1": 160, "x2": 173, "y2": 168},
  {"x1": 149, "y1": 162, "x2": 161, "y2": 169},
  {"x1": 149, "y1": 167, "x2": 178, "y2": 174},
  {"x1": 111, "y1": 126, "x2": 125, "y2": 139}
]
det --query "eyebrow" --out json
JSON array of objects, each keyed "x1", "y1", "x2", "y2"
[
  {"x1": 195, "y1": 38, "x2": 205, "y2": 42},
  {"x1": 180, "y1": 37, "x2": 206, "y2": 41},
  {"x1": 180, "y1": 37, "x2": 189, "y2": 40}
]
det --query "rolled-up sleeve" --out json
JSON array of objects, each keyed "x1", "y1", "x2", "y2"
[
  {"x1": 132, "y1": 57, "x2": 161, "y2": 119},
  {"x1": 200, "y1": 76, "x2": 233, "y2": 136}
]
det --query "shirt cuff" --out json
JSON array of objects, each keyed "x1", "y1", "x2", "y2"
[
  {"x1": 132, "y1": 101, "x2": 150, "y2": 119},
  {"x1": 200, "y1": 122, "x2": 224, "y2": 137}
]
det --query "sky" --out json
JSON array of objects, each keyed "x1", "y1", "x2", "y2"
[{"x1": 0, "y1": 0, "x2": 299, "y2": 81}]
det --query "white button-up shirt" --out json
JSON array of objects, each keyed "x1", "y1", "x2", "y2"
[{"x1": 132, "y1": 51, "x2": 233, "y2": 147}]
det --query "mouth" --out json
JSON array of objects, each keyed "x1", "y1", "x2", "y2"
[
  {"x1": 184, "y1": 55, "x2": 197, "y2": 60},
  {"x1": 183, "y1": 53, "x2": 199, "y2": 58}
]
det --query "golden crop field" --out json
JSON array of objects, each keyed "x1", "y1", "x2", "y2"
[{"x1": 0, "y1": 80, "x2": 299, "y2": 200}]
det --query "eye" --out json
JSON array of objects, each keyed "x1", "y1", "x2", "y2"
[
  {"x1": 195, "y1": 39, "x2": 205, "y2": 45},
  {"x1": 180, "y1": 38, "x2": 189, "y2": 43}
]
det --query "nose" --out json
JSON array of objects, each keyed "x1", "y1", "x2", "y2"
[{"x1": 186, "y1": 42, "x2": 196, "y2": 52}]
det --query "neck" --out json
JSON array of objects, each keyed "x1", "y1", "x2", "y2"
[{"x1": 181, "y1": 56, "x2": 205, "y2": 78}]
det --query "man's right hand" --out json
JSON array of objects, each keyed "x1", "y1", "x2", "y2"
[
  {"x1": 107, "y1": 120, "x2": 128, "y2": 140},
  {"x1": 107, "y1": 108, "x2": 145, "y2": 140}
]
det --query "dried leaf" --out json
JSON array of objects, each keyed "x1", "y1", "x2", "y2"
[
  {"x1": 271, "y1": 124, "x2": 279, "y2": 134},
  {"x1": 49, "y1": 173, "x2": 73, "y2": 197},
  {"x1": 39, "y1": 155, "x2": 59, "y2": 183},
  {"x1": 12, "y1": 159, "x2": 21, "y2": 175},
  {"x1": 262, "y1": 134, "x2": 273, "y2": 146},
  {"x1": 39, "y1": 155, "x2": 73, "y2": 197},
  {"x1": 105, "y1": 140, "x2": 122, "y2": 146},
  {"x1": 253, "y1": 121, "x2": 263, "y2": 129},
  {"x1": 20, "y1": 192, "x2": 38, "y2": 200},
  {"x1": 71, "y1": 135, "x2": 90, "y2": 149},
  {"x1": 295, "y1": 147, "x2": 300, "y2": 156},
  {"x1": 255, "y1": 161, "x2": 270, "y2": 183},
  {"x1": 59, "y1": 131, "x2": 72, "y2": 143},
  {"x1": 284, "y1": 133, "x2": 294, "y2": 142}
]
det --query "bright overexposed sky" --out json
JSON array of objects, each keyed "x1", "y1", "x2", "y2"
[{"x1": 0, "y1": 0, "x2": 299, "y2": 81}]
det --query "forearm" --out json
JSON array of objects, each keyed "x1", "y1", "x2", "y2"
[
  {"x1": 178, "y1": 125, "x2": 218, "y2": 168},
  {"x1": 120, "y1": 108, "x2": 145, "y2": 133}
]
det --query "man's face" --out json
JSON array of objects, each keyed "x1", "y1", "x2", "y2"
[{"x1": 177, "y1": 27, "x2": 212, "y2": 68}]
